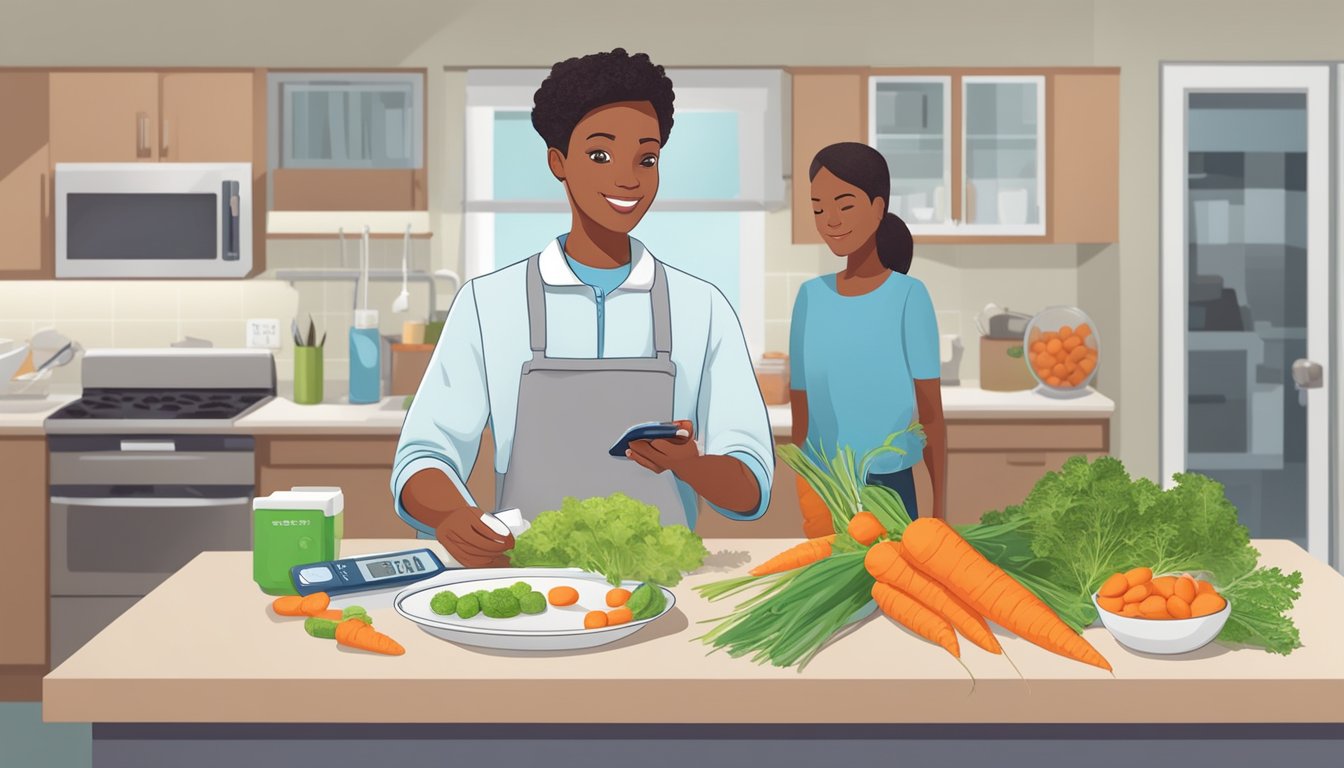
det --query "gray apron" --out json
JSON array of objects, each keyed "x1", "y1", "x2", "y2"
[{"x1": 498, "y1": 253, "x2": 686, "y2": 525}]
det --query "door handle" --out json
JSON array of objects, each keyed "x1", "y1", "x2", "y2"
[
  {"x1": 1006, "y1": 452, "x2": 1047, "y2": 467},
  {"x1": 136, "y1": 112, "x2": 149, "y2": 158},
  {"x1": 50, "y1": 496, "x2": 250, "y2": 509},
  {"x1": 1292, "y1": 359, "x2": 1323, "y2": 406}
]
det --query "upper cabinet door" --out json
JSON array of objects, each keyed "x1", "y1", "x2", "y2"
[
  {"x1": 790, "y1": 70, "x2": 866, "y2": 244},
  {"x1": 0, "y1": 72, "x2": 52, "y2": 277},
  {"x1": 160, "y1": 72, "x2": 254, "y2": 162},
  {"x1": 49, "y1": 72, "x2": 159, "y2": 162},
  {"x1": 960, "y1": 76, "x2": 1047, "y2": 236},
  {"x1": 869, "y1": 76, "x2": 953, "y2": 235}
]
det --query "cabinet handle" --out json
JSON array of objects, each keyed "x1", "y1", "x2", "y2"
[
  {"x1": 136, "y1": 112, "x2": 149, "y2": 158},
  {"x1": 41, "y1": 171, "x2": 49, "y2": 218},
  {"x1": 161, "y1": 117, "x2": 171, "y2": 159},
  {"x1": 1006, "y1": 452, "x2": 1047, "y2": 466}
]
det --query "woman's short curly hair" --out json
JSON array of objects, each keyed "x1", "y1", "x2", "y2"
[{"x1": 531, "y1": 48, "x2": 675, "y2": 154}]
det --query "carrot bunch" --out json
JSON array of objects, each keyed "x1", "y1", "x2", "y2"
[{"x1": 1028, "y1": 323, "x2": 1097, "y2": 389}]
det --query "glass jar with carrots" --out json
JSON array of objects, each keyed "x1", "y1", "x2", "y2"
[{"x1": 1024, "y1": 306, "x2": 1100, "y2": 395}]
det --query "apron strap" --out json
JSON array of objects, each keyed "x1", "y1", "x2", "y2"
[
  {"x1": 650, "y1": 261, "x2": 672, "y2": 360},
  {"x1": 526, "y1": 254, "x2": 546, "y2": 358},
  {"x1": 526, "y1": 250, "x2": 673, "y2": 360}
]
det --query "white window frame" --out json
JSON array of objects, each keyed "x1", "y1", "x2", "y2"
[{"x1": 459, "y1": 68, "x2": 783, "y2": 360}]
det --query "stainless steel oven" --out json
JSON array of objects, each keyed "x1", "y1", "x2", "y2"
[
  {"x1": 55, "y1": 162, "x2": 251, "y2": 278},
  {"x1": 47, "y1": 435, "x2": 256, "y2": 665}
]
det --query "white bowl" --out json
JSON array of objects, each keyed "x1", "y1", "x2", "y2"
[
  {"x1": 1092, "y1": 592, "x2": 1231, "y2": 655},
  {"x1": 394, "y1": 567, "x2": 675, "y2": 652},
  {"x1": 910, "y1": 206, "x2": 936, "y2": 222}
]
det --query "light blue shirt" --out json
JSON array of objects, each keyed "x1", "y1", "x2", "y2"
[
  {"x1": 562, "y1": 237, "x2": 632, "y2": 359},
  {"x1": 391, "y1": 237, "x2": 774, "y2": 536},
  {"x1": 789, "y1": 271, "x2": 940, "y2": 475}
]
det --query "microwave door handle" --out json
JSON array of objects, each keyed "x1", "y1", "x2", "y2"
[{"x1": 223, "y1": 181, "x2": 240, "y2": 261}]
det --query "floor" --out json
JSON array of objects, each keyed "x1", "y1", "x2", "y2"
[{"x1": 0, "y1": 704, "x2": 90, "y2": 768}]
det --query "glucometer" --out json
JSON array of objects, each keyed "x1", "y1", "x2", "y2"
[
  {"x1": 609, "y1": 421, "x2": 687, "y2": 457},
  {"x1": 290, "y1": 548, "x2": 451, "y2": 597}
]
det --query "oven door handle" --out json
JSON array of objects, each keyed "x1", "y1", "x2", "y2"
[{"x1": 50, "y1": 496, "x2": 251, "y2": 509}]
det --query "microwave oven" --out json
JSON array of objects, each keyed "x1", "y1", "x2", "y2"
[{"x1": 55, "y1": 163, "x2": 252, "y2": 279}]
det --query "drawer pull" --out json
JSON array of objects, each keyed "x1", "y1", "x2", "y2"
[{"x1": 1006, "y1": 453, "x2": 1048, "y2": 466}]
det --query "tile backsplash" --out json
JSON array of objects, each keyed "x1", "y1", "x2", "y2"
[
  {"x1": 0, "y1": 237, "x2": 442, "y2": 398},
  {"x1": 1, "y1": 225, "x2": 1100, "y2": 396}
]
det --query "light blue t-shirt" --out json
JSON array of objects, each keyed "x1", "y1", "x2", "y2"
[
  {"x1": 561, "y1": 235, "x2": 632, "y2": 359},
  {"x1": 789, "y1": 271, "x2": 941, "y2": 475}
]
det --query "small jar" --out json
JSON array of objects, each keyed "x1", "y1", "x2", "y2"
[{"x1": 755, "y1": 352, "x2": 791, "y2": 405}]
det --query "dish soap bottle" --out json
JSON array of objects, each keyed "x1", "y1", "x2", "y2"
[{"x1": 349, "y1": 309, "x2": 381, "y2": 404}]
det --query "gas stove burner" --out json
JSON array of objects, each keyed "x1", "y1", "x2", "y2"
[{"x1": 50, "y1": 389, "x2": 271, "y2": 421}]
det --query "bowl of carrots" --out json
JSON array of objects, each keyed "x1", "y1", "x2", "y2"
[
  {"x1": 1092, "y1": 567, "x2": 1231, "y2": 655},
  {"x1": 1024, "y1": 306, "x2": 1099, "y2": 398}
]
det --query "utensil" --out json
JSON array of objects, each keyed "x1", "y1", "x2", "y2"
[
  {"x1": 394, "y1": 567, "x2": 676, "y2": 652},
  {"x1": 392, "y1": 223, "x2": 411, "y2": 314},
  {"x1": 975, "y1": 303, "x2": 1032, "y2": 339},
  {"x1": 292, "y1": 319, "x2": 303, "y2": 347}
]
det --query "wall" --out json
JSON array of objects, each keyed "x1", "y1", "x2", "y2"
[{"x1": 8, "y1": 0, "x2": 1344, "y2": 483}]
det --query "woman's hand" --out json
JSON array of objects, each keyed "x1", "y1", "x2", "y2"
[{"x1": 625, "y1": 420, "x2": 697, "y2": 474}]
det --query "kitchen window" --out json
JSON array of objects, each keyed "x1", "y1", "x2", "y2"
[{"x1": 463, "y1": 69, "x2": 786, "y2": 359}]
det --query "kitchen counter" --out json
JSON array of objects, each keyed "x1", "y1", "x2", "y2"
[
  {"x1": 45, "y1": 537, "x2": 1342, "y2": 724},
  {"x1": 42, "y1": 538, "x2": 1344, "y2": 764},
  {"x1": 243, "y1": 382, "x2": 1115, "y2": 439},
  {"x1": 0, "y1": 394, "x2": 77, "y2": 435}
]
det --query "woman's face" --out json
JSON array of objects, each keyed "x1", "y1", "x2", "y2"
[
  {"x1": 811, "y1": 167, "x2": 885, "y2": 257},
  {"x1": 547, "y1": 101, "x2": 661, "y2": 235}
]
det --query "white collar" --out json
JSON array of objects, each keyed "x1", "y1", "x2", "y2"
[{"x1": 538, "y1": 236, "x2": 656, "y2": 292}]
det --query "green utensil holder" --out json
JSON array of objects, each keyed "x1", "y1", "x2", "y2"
[{"x1": 294, "y1": 346, "x2": 324, "y2": 405}]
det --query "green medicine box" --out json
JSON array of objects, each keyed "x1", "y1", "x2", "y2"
[{"x1": 252, "y1": 487, "x2": 344, "y2": 596}]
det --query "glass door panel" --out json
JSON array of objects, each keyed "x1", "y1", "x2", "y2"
[
  {"x1": 869, "y1": 77, "x2": 951, "y2": 231},
  {"x1": 962, "y1": 76, "x2": 1045, "y2": 234}
]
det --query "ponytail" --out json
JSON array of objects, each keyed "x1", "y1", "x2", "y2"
[{"x1": 875, "y1": 211, "x2": 913, "y2": 274}]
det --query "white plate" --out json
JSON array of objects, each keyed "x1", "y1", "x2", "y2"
[{"x1": 393, "y1": 567, "x2": 676, "y2": 651}]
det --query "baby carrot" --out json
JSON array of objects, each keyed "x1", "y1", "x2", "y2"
[
  {"x1": 606, "y1": 588, "x2": 632, "y2": 608},
  {"x1": 271, "y1": 595, "x2": 305, "y2": 616}
]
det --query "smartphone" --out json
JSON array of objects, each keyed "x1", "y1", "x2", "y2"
[{"x1": 609, "y1": 422, "x2": 686, "y2": 457}]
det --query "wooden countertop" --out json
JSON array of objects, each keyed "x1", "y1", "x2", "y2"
[{"x1": 44, "y1": 538, "x2": 1343, "y2": 725}]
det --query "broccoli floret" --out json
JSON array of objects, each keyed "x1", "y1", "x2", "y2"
[
  {"x1": 471, "y1": 589, "x2": 489, "y2": 603},
  {"x1": 481, "y1": 589, "x2": 521, "y2": 619},
  {"x1": 304, "y1": 617, "x2": 340, "y2": 639},
  {"x1": 456, "y1": 594, "x2": 481, "y2": 619},
  {"x1": 518, "y1": 591, "x2": 546, "y2": 615},
  {"x1": 429, "y1": 591, "x2": 458, "y2": 616},
  {"x1": 508, "y1": 581, "x2": 534, "y2": 599},
  {"x1": 341, "y1": 605, "x2": 368, "y2": 619}
]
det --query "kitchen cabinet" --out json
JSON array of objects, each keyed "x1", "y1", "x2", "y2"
[
  {"x1": 268, "y1": 71, "x2": 428, "y2": 212},
  {"x1": 789, "y1": 68, "x2": 1118, "y2": 245},
  {"x1": 159, "y1": 72, "x2": 256, "y2": 162},
  {"x1": 0, "y1": 437, "x2": 48, "y2": 700},
  {"x1": 914, "y1": 417, "x2": 1109, "y2": 526},
  {"x1": 49, "y1": 72, "x2": 160, "y2": 162},
  {"x1": 50, "y1": 70, "x2": 256, "y2": 163},
  {"x1": 789, "y1": 70, "x2": 867, "y2": 245},
  {"x1": 255, "y1": 428, "x2": 497, "y2": 539},
  {"x1": 0, "y1": 72, "x2": 52, "y2": 278}
]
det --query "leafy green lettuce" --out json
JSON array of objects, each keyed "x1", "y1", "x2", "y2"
[
  {"x1": 507, "y1": 493, "x2": 709, "y2": 587},
  {"x1": 976, "y1": 456, "x2": 1303, "y2": 654}
]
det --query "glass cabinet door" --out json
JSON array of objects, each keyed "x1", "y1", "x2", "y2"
[
  {"x1": 271, "y1": 73, "x2": 424, "y2": 169},
  {"x1": 868, "y1": 77, "x2": 952, "y2": 232},
  {"x1": 961, "y1": 76, "x2": 1046, "y2": 235}
]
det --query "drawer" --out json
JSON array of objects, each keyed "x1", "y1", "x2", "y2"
[
  {"x1": 945, "y1": 420, "x2": 1108, "y2": 452},
  {"x1": 262, "y1": 437, "x2": 398, "y2": 467},
  {"x1": 945, "y1": 450, "x2": 1105, "y2": 526}
]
